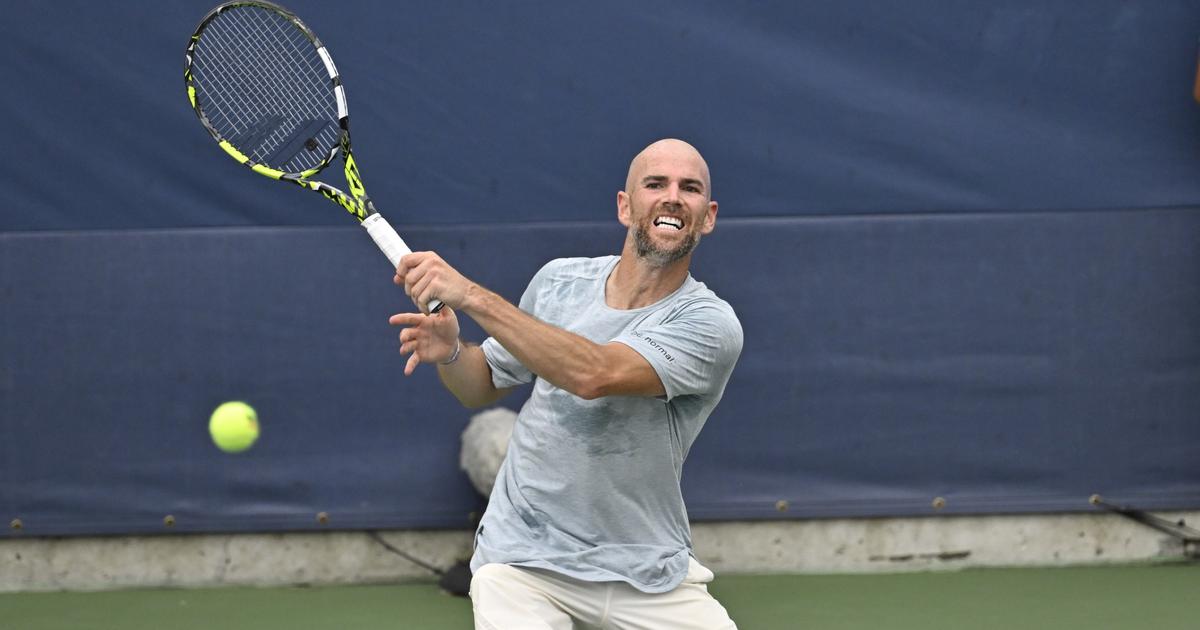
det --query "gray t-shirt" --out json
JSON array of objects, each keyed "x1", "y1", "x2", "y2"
[{"x1": 470, "y1": 255, "x2": 743, "y2": 593}]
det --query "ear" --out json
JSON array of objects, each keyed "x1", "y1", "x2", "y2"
[
  {"x1": 700, "y1": 200, "x2": 718, "y2": 235},
  {"x1": 617, "y1": 190, "x2": 632, "y2": 227}
]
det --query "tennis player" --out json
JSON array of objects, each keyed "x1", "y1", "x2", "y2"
[{"x1": 390, "y1": 138, "x2": 742, "y2": 629}]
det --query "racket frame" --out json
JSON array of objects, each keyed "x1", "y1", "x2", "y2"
[
  {"x1": 185, "y1": 1, "x2": 444, "y2": 312},
  {"x1": 185, "y1": 0, "x2": 371, "y2": 220}
]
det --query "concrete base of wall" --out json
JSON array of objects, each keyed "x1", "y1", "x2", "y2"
[
  {"x1": 3, "y1": 512, "x2": 1197, "y2": 592},
  {"x1": 692, "y1": 511, "x2": 1197, "y2": 575}
]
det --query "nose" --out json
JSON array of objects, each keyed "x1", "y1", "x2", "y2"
[{"x1": 665, "y1": 183, "x2": 681, "y2": 203}]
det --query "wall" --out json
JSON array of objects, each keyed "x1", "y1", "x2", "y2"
[{"x1": 2, "y1": 1, "x2": 1199, "y2": 538}]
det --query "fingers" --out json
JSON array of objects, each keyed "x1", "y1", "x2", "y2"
[
  {"x1": 404, "y1": 351, "x2": 420, "y2": 376},
  {"x1": 394, "y1": 252, "x2": 431, "y2": 286},
  {"x1": 392, "y1": 311, "x2": 431, "y2": 376},
  {"x1": 398, "y1": 251, "x2": 430, "y2": 269},
  {"x1": 388, "y1": 312, "x2": 425, "y2": 326},
  {"x1": 389, "y1": 254, "x2": 457, "y2": 377},
  {"x1": 398, "y1": 330, "x2": 420, "y2": 376},
  {"x1": 397, "y1": 252, "x2": 453, "y2": 307},
  {"x1": 409, "y1": 273, "x2": 436, "y2": 312},
  {"x1": 397, "y1": 251, "x2": 437, "y2": 277}
]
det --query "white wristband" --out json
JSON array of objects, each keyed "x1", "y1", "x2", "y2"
[{"x1": 439, "y1": 340, "x2": 462, "y2": 365}]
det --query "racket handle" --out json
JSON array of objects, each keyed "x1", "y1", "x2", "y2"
[{"x1": 362, "y1": 214, "x2": 445, "y2": 313}]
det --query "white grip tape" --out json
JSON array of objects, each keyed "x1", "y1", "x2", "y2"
[
  {"x1": 362, "y1": 213, "x2": 412, "y2": 267},
  {"x1": 361, "y1": 214, "x2": 444, "y2": 313}
]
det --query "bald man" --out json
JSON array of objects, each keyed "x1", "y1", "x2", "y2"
[{"x1": 390, "y1": 139, "x2": 742, "y2": 629}]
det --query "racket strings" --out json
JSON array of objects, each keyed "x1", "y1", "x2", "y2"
[{"x1": 191, "y1": 5, "x2": 340, "y2": 173}]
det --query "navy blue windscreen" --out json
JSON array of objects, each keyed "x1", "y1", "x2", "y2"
[{"x1": 1, "y1": 1, "x2": 1198, "y2": 536}]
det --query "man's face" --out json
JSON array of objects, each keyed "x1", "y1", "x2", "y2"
[{"x1": 618, "y1": 144, "x2": 717, "y2": 267}]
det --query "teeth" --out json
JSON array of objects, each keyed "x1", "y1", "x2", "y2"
[{"x1": 653, "y1": 217, "x2": 683, "y2": 229}]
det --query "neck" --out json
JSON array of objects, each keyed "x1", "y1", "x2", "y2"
[{"x1": 605, "y1": 249, "x2": 691, "y2": 310}]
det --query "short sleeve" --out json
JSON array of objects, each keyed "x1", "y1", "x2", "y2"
[
  {"x1": 612, "y1": 300, "x2": 743, "y2": 402},
  {"x1": 479, "y1": 262, "x2": 554, "y2": 389}
]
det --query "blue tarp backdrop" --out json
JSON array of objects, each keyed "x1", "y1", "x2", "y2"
[{"x1": 1, "y1": 1, "x2": 1199, "y2": 536}]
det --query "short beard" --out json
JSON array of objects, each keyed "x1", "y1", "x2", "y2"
[{"x1": 633, "y1": 223, "x2": 699, "y2": 267}]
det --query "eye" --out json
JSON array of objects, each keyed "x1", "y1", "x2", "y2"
[
  {"x1": 684, "y1": 184, "x2": 701, "y2": 193},
  {"x1": 645, "y1": 182, "x2": 663, "y2": 189}
]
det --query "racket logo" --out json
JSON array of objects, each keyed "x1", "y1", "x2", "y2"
[
  {"x1": 316, "y1": 183, "x2": 366, "y2": 221},
  {"x1": 345, "y1": 151, "x2": 366, "y2": 199}
]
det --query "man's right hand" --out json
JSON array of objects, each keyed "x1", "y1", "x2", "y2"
[{"x1": 395, "y1": 251, "x2": 477, "y2": 314}]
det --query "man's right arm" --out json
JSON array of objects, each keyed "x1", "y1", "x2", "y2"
[{"x1": 437, "y1": 341, "x2": 512, "y2": 409}]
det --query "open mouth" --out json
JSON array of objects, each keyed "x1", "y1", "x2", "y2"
[{"x1": 653, "y1": 216, "x2": 683, "y2": 230}]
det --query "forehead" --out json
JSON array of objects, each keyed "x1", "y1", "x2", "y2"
[{"x1": 634, "y1": 147, "x2": 709, "y2": 184}]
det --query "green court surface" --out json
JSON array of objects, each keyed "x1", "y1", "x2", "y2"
[{"x1": 3, "y1": 564, "x2": 1196, "y2": 629}]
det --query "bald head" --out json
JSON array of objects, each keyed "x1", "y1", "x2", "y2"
[{"x1": 624, "y1": 139, "x2": 712, "y2": 200}]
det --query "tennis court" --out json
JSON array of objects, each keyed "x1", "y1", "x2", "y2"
[{"x1": 6, "y1": 564, "x2": 1197, "y2": 630}]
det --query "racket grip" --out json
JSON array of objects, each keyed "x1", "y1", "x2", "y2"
[{"x1": 362, "y1": 214, "x2": 445, "y2": 313}]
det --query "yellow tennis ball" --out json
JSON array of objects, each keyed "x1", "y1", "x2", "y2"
[{"x1": 208, "y1": 401, "x2": 259, "y2": 453}]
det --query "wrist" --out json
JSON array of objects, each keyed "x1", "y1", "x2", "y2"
[
  {"x1": 460, "y1": 283, "x2": 489, "y2": 314},
  {"x1": 439, "y1": 339, "x2": 462, "y2": 365}
]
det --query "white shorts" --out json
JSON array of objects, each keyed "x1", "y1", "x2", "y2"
[{"x1": 469, "y1": 558, "x2": 737, "y2": 630}]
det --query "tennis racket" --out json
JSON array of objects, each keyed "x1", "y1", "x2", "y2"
[{"x1": 184, "y1": 0, "x2": 443, "y2": 313}]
